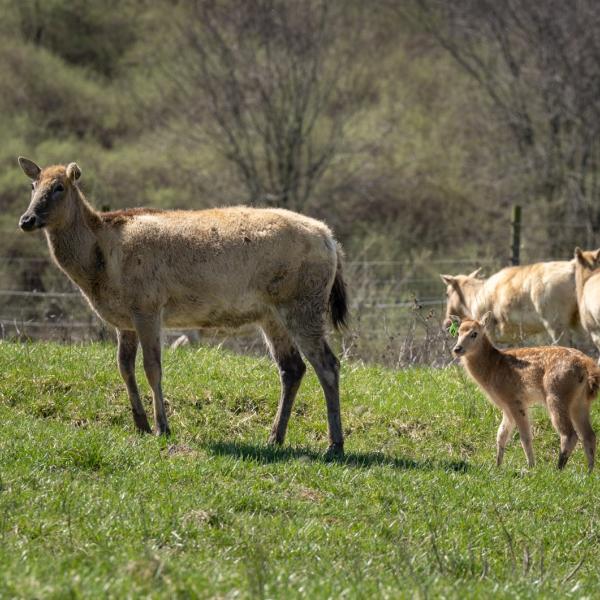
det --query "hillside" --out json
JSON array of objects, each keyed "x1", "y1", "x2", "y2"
[{"x1": 2, "y1": 1, "x2": 599, "y2": 356}]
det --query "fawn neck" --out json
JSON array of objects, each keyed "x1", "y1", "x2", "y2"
[{"x1": 462, "y1": 334, "x2": 504, "y2": 387}]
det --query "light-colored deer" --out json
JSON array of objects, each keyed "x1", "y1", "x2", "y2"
[
  {"x1": 441, "y1": 261, "x2": 579, "y2": 345},
  {"x1": 574, "y1": 247, "x2": 600, "y2": 360},
  {"x1": 452, "y1": 313, "x2": 598, "y2": 471},
  {"x1": 17, "y1": 158, "x2": 348, "y2": 457}
]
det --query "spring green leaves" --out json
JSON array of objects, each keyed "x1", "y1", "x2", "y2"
[{"x1": 448, "y1": 320, "x2": 459, "y2": 337}]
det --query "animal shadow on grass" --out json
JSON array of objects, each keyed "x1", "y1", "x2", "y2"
[{"x1": 206, "y1": 441, "x2": 469, "y2": 473}]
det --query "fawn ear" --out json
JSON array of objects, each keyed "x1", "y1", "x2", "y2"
[
  {"x1": 480, "y1": 311, "x2": 493, "y2": 330},
  {"x1": 66, "y1": 162, "x2": 82, "y2": 181},
  {"x1": 575, "y1": 247, "x2": 584, "y2": 262},
  {"x1": 468, "y1": 267, "x2": 483, "y2": 279},
  {"x1": 18, "y1": 156, "x2": 41, "y2": 180},
  {"x1": 440, "y1": 274, "x2": 455, "y2": 285},
  {"x1": 594, "y1": 248, "x2": 600, "y2": 263}
]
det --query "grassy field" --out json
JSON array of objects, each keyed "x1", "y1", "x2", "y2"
[{"x1": 1, "y1": 342, "x2": 600, "y2": 598}]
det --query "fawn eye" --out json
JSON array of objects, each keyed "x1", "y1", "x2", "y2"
[{"x1": 470, "y1": 331, "x2": 478, "y2": 339}]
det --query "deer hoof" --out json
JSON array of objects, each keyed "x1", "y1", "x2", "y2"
[
  {"x1": 267, "y1": 432, "x2": 284, "y2": 446},
  {"x1": 324, "y1": 443, "x2": 344, "y2": 461}
]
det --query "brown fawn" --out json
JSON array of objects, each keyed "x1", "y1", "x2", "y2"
[{"x1": 452, "y1": 313, "x2": 598, "y2": 471}]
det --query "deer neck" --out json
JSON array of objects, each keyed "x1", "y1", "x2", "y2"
[
  {"x1": 575, "y1": 264, "x2": 594, "y2": 303},
  {"x1": 45, "y1": 191, "x2": 103, "y2": 295},
  {"x1": 460, "y1": 278, "x2": 485, "y2": 318}
]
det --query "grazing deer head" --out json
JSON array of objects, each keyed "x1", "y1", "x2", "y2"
[{"x1": 440, "y1": 268, "x2": 484, "y2": 328}]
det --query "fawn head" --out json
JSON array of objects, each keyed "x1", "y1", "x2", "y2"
[{"x1": 452, "y1": 312, "x2": 493, "y2": 357}]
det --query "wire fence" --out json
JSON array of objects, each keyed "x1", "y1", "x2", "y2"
[
  {"x1": 1, "y1": 213, "x2": 597, "y2": 364},
  {"x1": 0, "y1": 250, "x2": 499, "y2": 365}
]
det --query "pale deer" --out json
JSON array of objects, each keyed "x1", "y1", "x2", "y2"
[
  {"x1": 441, "y1": 261, "x2": 579, "y2": 345},
  {"x1": 452, "y1": 313, "x2": 598, "y2": 471},
  {"x1": 574, "y1": 247, "x2": 600, "y2": 360},
  {"x1": 17, "y1": 157, "x2": 348, "y2": 457}
]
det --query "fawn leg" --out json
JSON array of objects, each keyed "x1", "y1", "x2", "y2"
[
  {"x1": 510, "y1": 405, "x2": 535, "y2": 468},
  {"x1": 496, "y1": 411, "x2": 515, "y2": 467},
  {"x1": 547, "y1": 394, "x2": 578, "y2": 470},
  {"x1": 570, "y1": 397, "x2": 596, "y2": 472}
]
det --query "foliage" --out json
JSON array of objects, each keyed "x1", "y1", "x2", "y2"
[
  {"x1": 14, "y1": 0, "x2": 138, "y2": 77},
  {"x1": 412, "y1": 0, "x2": 600, "y2": 255},
  {"x1": 161, "y1": 0, "x2": 369, "y2": 211}
]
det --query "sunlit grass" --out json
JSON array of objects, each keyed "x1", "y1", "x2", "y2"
[{"x1": 0, "y1": 341, "x2": 599, "y2": 598}]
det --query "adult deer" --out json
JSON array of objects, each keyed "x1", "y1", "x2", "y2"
[
  {"x1": 574, "y1": 247, "x2": 600, "y2": 360},
  {"x1": 441, "y1": 261, "x2": 579, "y2": 345},
  {"x1": 17, "y1": 158, "x2": 348, "y2": 457}
]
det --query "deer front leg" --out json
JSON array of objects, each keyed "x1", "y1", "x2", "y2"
[
  {"x1": 133, "y1": 312, "x2": 170, "y2": 436},
  {"x1": 496, "y1": 411, "x2": 515, "y2": 467},
  {"x1": 540, "y1": 318, "x2": 569, "y2": 346},
  {"x1": 117, "y1": 329, "x2": 151, "y2": 433}
]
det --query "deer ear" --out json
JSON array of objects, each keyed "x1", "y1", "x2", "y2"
[
  {"x1": 480, "y1": 311, "x2": 493, "y2": 330},
  {"x1": 66, "y1": 162, "x2": 81, "y2": 181},
  {"x1": 575, "y1": 247, "x2": 585, "y2": 263},
  {"x1": 440, "y1": 274, "x2": 455, "y2": 285},
  {"x1": 18, "y1": 156, "x2": 41, "y2": 180},
  {"x1": 594, "y1": 249, "x2": 600, "y2": 263},
  {"x1": 468, "y1": 267, "x2": 483, "y2": 279}
]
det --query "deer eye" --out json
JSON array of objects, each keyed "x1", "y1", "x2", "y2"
[
  {"x1": 470, "y1": 331, "x2": 478, "y2": 339},
  {"x1": 53, "y1": 183, "x2": 65, "y2": 194},
  {"x1": 31, "y1": 182, "x2": 35, "y2": 190}
]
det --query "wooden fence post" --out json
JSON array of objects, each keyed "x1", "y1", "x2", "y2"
[{"x1": 510, "y1": 204, "x2": 521, "y2": 266}]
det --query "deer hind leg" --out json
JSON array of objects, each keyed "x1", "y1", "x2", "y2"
[
  {"x1": 261, "y1": 318, "x2": 306, "y2": 446},
  {"x1": 590, "y1": 332, "x2": 600, "y2": 364},
  {"x1": 570, "y1": 396, "x2": 596, "y2": 472},
  {"x1": 282, "y1": 303, "x2": 344, "y2": 458},
  {"x1": 297, "y1": 335, "x2": 343, "y2": 458},
  {"x1": 117, "y1": 329, "x2": 151, "y2": 433},
  {"x1": 508, "y1": 403, "x2": 535, "y2": 468},
  {"x1": 547, "y1": 393, "x2": 578, "y2": 469},
  {"x1": 496, "y1": 411, "x2": 515, "y2": 467},
  {"x1": 133, "y1": 312, "x2": 170, "y2": 436}
]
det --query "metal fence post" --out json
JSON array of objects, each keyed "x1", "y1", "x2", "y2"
[{"x1": 511, "y1": 204, "x2": 521, "y2": 266}]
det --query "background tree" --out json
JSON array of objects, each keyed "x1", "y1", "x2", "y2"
[
  {"x1": 410, "y1": 0, "x2": 600, "y2": 254},
  {"x1": 163, "y1": 0, "x2": 367, "y2": 210}
]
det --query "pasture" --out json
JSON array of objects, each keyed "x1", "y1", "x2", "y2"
[{"x1": 1, "y1": 341, "x2": 599, "y2": 598}]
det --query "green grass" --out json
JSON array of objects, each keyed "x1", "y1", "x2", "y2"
[{"x1": 1, "y1": 342, "x2": 599, "y2": 598}]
